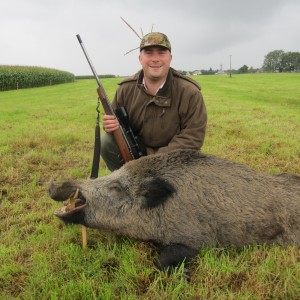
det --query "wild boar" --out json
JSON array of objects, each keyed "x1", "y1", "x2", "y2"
[{"x1": 49, "y1": 150, "x2": 300, "y2": 271}]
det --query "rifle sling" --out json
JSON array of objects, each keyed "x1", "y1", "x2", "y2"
[{"x1": 90, "y1": 100, "x2": 101, "y2": 179}]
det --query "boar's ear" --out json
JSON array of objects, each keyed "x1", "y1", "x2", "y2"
[{"x1": 139, "y1": 177, "x2": 176, "y2": 208}]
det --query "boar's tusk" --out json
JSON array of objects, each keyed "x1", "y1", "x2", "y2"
[
  {"x1": 54, "y1": 189, "x2": 87, "y2": 217},
  {"x1": 69, "y1": 188, "x2": 79, "y2": 209}
]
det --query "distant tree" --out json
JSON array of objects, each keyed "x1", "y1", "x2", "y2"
[
  {"x1": 281, "y1": 52, "x2": 300, "y2": 72},
  {"x1": 201, "y1": 68, "x2": 216, "y2": 75},
  {"x1": 263, "y1": 50, "x2": 285, "y2": 72},
  {"x1": 238, "y1": 65, "x2": 248, "y2": 74},
  {"x1": 248, "y1": 66, "x2": 259, "y2": 73},
  {"x1": 178, "y1": 70, "x2": 188, "y2": 75}
]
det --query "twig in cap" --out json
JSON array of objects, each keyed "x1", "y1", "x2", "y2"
[
  {"x1": 124, "y1": 46, "x2": 140, "y2": 56},
  {"x1": 120, "y1": 16, "x2": 142, "y2": 40}
]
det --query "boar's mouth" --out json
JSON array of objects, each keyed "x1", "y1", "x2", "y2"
[{"x1": 54, "y1": 197, "x2": 87, "y2": 218}]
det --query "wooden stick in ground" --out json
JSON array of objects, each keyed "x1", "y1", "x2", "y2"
[
  {"x1": 82, "y1": 225, "x2": 87, "y2": 250},
  {"x1": 69, "y1": 189, "x2": 87, "y2": 250}
]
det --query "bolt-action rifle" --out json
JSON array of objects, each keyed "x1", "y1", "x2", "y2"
[{"x1": 76, "y1": 34, "x2": 146, "y2": 168}]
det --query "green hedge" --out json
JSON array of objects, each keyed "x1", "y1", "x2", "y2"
[
  {"x1": 0, "y1": 65, "x2": 75, "y2": 91},
  {"x1": 75, "y1": 74, "x2": 116, "y2": 80}
]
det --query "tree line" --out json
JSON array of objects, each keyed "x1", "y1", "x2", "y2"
[
  {"x1": 262, "y1": 50, "x2": 300, "y2": 72},
  {"x1": 184, "y1": 50, "x2": 300, "y2": 75}
]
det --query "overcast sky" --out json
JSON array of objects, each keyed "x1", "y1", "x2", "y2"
[{"x1": 1, "y1": 0, "x2": 299, "y2": 76}]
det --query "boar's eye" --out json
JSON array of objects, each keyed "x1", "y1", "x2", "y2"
[{"x1": 107, "y1": 181, "x2": 124, "y2": 195}]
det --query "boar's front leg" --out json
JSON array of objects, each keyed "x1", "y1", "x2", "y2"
[{"x1": 155, "y1": 244, "x2": 198, "y2": 279}]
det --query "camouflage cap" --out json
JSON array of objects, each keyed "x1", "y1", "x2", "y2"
[{"x1": 140, "y1": 32, "x2": 171, "y2": 52}]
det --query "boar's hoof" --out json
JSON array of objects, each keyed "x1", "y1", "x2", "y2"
[{"x1": 155, "y1": 244, "x2": 198, "y2": 275}]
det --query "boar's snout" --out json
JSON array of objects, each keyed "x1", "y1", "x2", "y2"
[
  {"x1": 49, "y1": 181, "x2": 80, "y2": 201},
  {"x1": 49, "y1": 181, "x2": 87, "y2": 225}
]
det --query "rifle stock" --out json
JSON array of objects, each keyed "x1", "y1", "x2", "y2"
[
  {"x1": 96, "y1": 87, "x2": 134, "y2": 162},
  {"x1": 112, "y1": 127, "x2": 134, "y2": 162},
  {"x1": 77, "y1": 34, "x2": 145, "y2": 163}
]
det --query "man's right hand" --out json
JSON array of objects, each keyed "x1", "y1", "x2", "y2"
[{"x1": 103, "y1": 115, "x2": 119, "y2": 132}]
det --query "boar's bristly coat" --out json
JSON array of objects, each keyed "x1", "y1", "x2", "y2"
[{"x1": 49, "y1": 150, "x2": 300, "y2": 271}]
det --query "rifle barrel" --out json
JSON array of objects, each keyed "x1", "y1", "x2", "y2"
[{"x1": 76, "y1": 34, "x2": 108, "y2": 99}]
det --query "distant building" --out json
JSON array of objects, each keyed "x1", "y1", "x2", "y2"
[
  {"x1": 192, "y1": 70, "x2": 202, "y2": 75},
  {"x1": 215, "y1": 64, "x2": 226, "y2": 75},
  {"x1": 215, "y1": 69, "x2": 226, "y2": 75}
]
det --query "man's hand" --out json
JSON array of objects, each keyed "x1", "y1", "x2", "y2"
[{"x1": 103, "y1": 115, "x2": 119, "y2": 132}]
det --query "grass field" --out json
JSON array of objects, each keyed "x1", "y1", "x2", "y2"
[{"x1": 0, "y1": 73, "x2": 299, "y2": 299}]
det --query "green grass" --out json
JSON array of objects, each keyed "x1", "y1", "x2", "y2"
[
  {"x1": 0, "y1": 73, "x2": 299, "y2": 299},
  {"x1": 199, "y1": 73, "x2": 300, "y2": 174}
]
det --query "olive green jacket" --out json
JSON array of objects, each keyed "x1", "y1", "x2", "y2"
[{"x1": 112, "y1": 68, "x2": 207, "y2": 154}]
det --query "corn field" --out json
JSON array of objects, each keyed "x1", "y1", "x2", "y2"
[{"x1": 0, "y1": 65, "x2": 75, "y2": 91}]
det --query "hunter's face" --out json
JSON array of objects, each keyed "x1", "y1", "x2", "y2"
[{"x1": 139, "y1": 46, "x2": 172, "y2": 82}]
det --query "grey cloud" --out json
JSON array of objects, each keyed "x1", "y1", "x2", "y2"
[{"x1": 1, "y1": 0, "x2": 299, "y2": 74}]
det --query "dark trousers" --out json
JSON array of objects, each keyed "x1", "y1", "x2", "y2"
[{"x1": 100, "y1": 133, "x2": 124, "y2": 171}]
